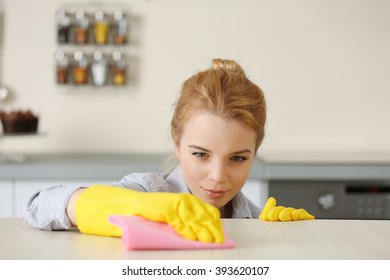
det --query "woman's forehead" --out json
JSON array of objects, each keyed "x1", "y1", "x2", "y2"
[{"x1": 181, "y1": 113, "x2": 256, "y2": 153}]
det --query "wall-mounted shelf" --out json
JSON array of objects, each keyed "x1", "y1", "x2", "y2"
[
  {"x1": 0, "y1": 132, "x2": 47, "y2": 163},
  {"x1": 55, "y1": 4, "x2": 130, "y2": 87},
  {"x1": 0, "y1": 132, "x2": 46, "y2": 138}
]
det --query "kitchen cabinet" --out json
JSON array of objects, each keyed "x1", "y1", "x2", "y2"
[
  {"x1": 0, "y1": 178, "x2": 117, "y2": 218},
  {"x1": 0, "y1": 153, "x2": 167, "y2": 217},
  {"x1": 13, "y1": 179, "x2": 116, "y2": 218},
  {"x1": 0, "y1": 180, "x2": 12, "y2": 217}
]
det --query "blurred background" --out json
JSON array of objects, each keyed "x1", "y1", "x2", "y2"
[
  {"x1": 0, "y1": 0, "x2": 388, "y2": 160},
  {"x1": 1, "y1": 0, "x2": 390, "y2": 218}
]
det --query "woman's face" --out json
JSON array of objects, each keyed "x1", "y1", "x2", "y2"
[{"x1": 175, "y1": 112, "x2": 257, "y2": 210}]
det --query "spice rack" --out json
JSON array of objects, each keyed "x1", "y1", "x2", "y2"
[{"x1": 55, "y1": 5, "x2": 129, "y2": 87}]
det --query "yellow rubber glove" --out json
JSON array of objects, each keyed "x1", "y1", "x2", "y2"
[
  {"x1": 75, "y1": 184, "x2": 224, "y2": 243},
  {"x1": 259, "y1": 197, "x2": 315, "y2": 221}
]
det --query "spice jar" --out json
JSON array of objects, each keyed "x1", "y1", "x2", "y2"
[
  {"x1": 56, "y1": 50, "x2": 69, "y2": 84},
  {"x1": 56, "y1": 10, "x2": 70, "y2": 44},
  {"x1": 72, "y1": 51, "x2": 88, "y2": 85},
  {"x1": 74, "y1": 10, "x2": 89, "y2": 44},
  {"x1": 91, "y1": 51, "x2": 107, "y2": 86},
  {"x1": 111, "y1": 51, "x2": 126, "y2": 86},
  {"x1": 113, "y1": 10, "x2": 127, "y2": 45},
  {"x1": 93, "y1": 10, "x2": 109, "y2": 45}
]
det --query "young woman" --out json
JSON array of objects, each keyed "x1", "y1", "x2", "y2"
[{"x1": 25, "y1": 58, "x2": 267, "y2": 244}]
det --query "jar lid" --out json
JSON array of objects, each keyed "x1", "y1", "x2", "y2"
[
  {"x1": 95, "y1": 10, "x2": 104, "y2": 21},
  {"x1": 56, "y1": 50, "x2": 68, "y2": 65},
  {"x1": 93, "y1": 51, "x2": 103, "y2": 61},
  {"x1": 112, "y1": 51, "x2": 122, "y2": 61},
  {"x1": 56, "y1": 9, "x2": 66, "y2": 19},
  {"x1": 76, "y1": 10, "x2": 85, "y2": 20},
  {"x1": 74, "y1": 50, "x2": 83, "y2": 61},
  {"x1": 57, "y1": 9, "x2": 70, "y2": 26},
  {"x1": 114, "y1": 10, "x2": 124, "y2": 21}
]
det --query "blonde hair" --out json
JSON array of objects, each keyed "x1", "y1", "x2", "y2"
[{"x1": 171, "y1": 58, "x2": 266, "y2": 153}]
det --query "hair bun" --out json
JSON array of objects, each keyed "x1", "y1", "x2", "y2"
[{"x1": 211, "y1": 58, "x2": 245, "y2": 75}]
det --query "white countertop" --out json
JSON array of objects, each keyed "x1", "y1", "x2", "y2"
[{"x1": 1, "y1": 218, "x2": 390, "y2": 260}]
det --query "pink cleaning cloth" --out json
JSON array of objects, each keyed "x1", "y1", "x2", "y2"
[{"x1": 108, "y1": 215, "x2": 235, "y2": 250}]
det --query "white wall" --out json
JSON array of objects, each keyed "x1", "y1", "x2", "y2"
[{"x1": 1, "y1": 0, "x2": 390, "y2": 162}]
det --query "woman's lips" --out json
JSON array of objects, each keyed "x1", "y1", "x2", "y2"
[{"x1": 201, "y1": 187, "x2": 227, "y2": 199}]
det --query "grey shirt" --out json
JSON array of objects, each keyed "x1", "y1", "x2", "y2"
[{"x1": 24, "y1": 165, "x2": 260, "y2": 231}]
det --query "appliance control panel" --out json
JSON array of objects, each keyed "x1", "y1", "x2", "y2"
[{"x1": 269, "y1": 180, "x2": 390, "y2": 219}]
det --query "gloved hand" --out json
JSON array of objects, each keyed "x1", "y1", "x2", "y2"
[
  {"x1": 259, "y1": 197, "x2": 315, "y2": 221},
  {"x1": 75, "y1": 184, "x2": 224, "y2": 243}
]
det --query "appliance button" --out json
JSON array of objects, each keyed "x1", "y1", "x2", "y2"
[
  {"x1": 375, "y1": 198, "x2": 382, "y2": 206},
  {"x1": 366, "y1": 207, "x2": 374, "y2": 215},
  {"x1": 318, "y1": 193, "x2": 336, "y2": 211},
  {"x1": 357, "y1": 198, "x2": 365, "y2": 206},
  {"x1": 357, "y1": 207, "x2": 365, "y2": 215}
]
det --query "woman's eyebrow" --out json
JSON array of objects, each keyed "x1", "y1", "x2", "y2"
[
  {"x1": 230, "y1": 149, "x2": 252, "y2": 155},
  {"x1": 188, "y1": 145, "x2": 211, "y2": 152},
  {"x1": 188, "y1": 145, "x2": 252, "y2": 155}
]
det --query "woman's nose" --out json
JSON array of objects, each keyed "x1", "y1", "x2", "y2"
[{"x1": 208, "y1": 159, "x2": 227, "y2": 183}]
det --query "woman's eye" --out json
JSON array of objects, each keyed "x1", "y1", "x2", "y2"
[
  {"x1": 231, "y1": 155, "x2": 248, "y2": 163},
  {"x1": 192, "y1": 152, "x2": 208, "y2": 159}
]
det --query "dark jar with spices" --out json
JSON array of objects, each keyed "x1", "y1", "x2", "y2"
[
  {"x1": 56, "y1": 50, "x2": 69, "y2": 84},
  {"x1": 113, "y1": 10, "x2": 128, "y2": 45},
  {"x1": 74, "y1": 10, "x2": 89, "y2": 44},
  {"x1": 57, "y1": 10, "x2": 70, "y2": 44}
]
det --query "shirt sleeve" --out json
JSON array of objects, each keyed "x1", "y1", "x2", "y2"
[
  {"x1": 23, "y1": 172, "x2": 170, "y2": 231},
  {"x1": 112, "y1": 172, "x2": 170, "y2": 192},
  {"x1": 24, "y1": 184, "x2": 82, "y2": 230}
]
